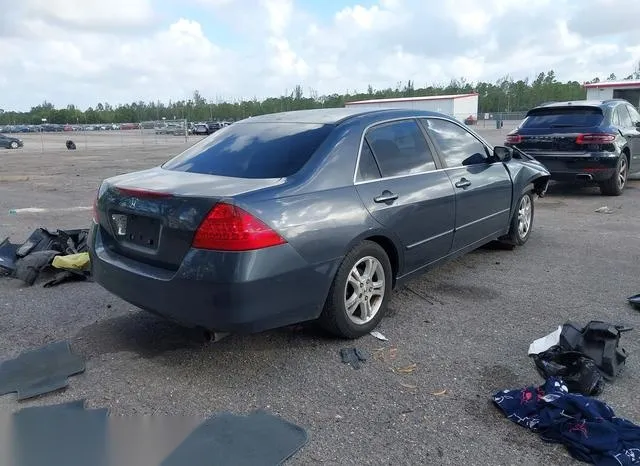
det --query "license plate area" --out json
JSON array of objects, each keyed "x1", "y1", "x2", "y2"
[{"x1": 111, "y1": 213, "x2": 161, "y2": 250}]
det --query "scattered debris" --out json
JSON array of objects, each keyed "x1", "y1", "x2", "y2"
[
  {"x1": 628, "y1": 294, "x2": 640, "y2": 310},
  {"x1": 66, "y1": 140, "x2": 77, "y2": 150},
  {"x1": 529, "y1": 321, "x2": 632, "y2": 395},
  {"x1": 400, "y1": 382, "x2": 417, "y2": 390},
  {"x1": 372, "y1": 347, "x2": 398, "y2": 362},
  {"x1": 493, "y1": 377, "x2": 640, "y2": 465},
  {"x1": 432, "y1": 390, "x2": 447, "y2": 396},
  {"x1": 0, "y1": 237, "x2": 19, "y2": 275},
  {"x1": 369, "y1": 330, "x2": 388, "y2": 341},
  {"x1": 0, "y1": 341, "x2": 86, "y2": 400},
  {"x1": 161, "y1": 410, "x2": 308, "y2": 466},
  {"x1": 0, "y1": 228, "x2": 90, "y2": 287},
  {"x1": 595, "y1": 206, "x2": 614, "y2": 214},
  {"x1": 340, "y1": 348, "x2": 368, "y2": 369},
  {"x1": 394, "y1": 364, "x2": 417, "y2": 374}
]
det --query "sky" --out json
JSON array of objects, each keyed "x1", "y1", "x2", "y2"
[{"x1": 1, "y1": 0, "x2": 639, "y2": 111}]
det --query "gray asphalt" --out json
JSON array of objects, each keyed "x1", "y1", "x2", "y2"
[{"x1": 1, "y1": 130, "x2": 639, "y2": 465}]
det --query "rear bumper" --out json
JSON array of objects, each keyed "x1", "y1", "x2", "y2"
[
  {"x1": 88, "y1": 224, "x2": 339, "y2": 333},
  {"x1": 532, "y1": 153, "x2": 619, "y2": 182}
]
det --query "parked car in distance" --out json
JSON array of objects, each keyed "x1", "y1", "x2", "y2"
[
  {"x1": 89, "y1": 108, "x2": 550, "y2": 339},
  {"x1": 0, "y1": 134, "x2": 24, "y2": 149},
  {"x1": 505, "y1": 99, "x2": 640, "y2": 195},
  {"x1": 193, "y1": 123, "x2": 210, "y2": 135}
]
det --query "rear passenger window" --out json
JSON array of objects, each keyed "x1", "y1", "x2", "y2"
[
  {"x1": 627, "y1": 105, "x2": 640, "y2": 125},
  {"x1": 618, "y1": 106, "x2": 633, "y2": 127},
  {"x1": 364, "y1": 120, "x2": 436, "y2": 178},
  {"x1": 356, "y1": 140, "x2": 382, "y2": 182}
]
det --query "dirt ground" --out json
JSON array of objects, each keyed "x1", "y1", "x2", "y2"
[{"x1": 1, "y1": 129, "x2": 639, "y2": 465}]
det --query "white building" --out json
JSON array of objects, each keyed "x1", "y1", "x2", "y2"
[
  {"x1": 344, "y1": 93, "x2": 479, "y2": 122},
  {"x1": 584, "y1": 79, "x2": 640, "y2": 108}
]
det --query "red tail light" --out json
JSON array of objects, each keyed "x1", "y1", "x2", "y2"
[
  {"x1": 116, "y1": 187, "x2": 172, "y2": 198},
  {"x1": 505, "y1": 134, "x2": 523, "y2": 144},
  {"x1": 575, "y1": 133, "x2": 616, "y2": 144},
  {"x1": 193, "y1": 202, "x2": 286, "y2": 251}
]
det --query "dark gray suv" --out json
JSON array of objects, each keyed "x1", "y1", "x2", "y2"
[{"x1": 505, "y1": 99, "x2": 640, "y2": 196}]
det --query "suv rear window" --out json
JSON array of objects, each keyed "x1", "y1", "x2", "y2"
[
  {"x1": 162, "y1": 122, "x2": 333, "y2": 178},
  {"x1": 520, "y1": 107, "x2": 604, "y2": 128}
]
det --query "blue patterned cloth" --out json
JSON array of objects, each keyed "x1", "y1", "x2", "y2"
[{"x1": 493, "y1": 377, "x2": 640, "y2": 465}]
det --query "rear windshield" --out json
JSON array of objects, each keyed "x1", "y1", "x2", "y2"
[
  {"x1": 520, "y1": 107, "x2": 604, "y2": 128},
  {"x1": 163, "y1": 122, "x2": 333, "y2": 178}
]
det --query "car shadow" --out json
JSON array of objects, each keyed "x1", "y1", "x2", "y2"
[{"x1": 72, "y1": 311, "x2": 330, "y2": 363}]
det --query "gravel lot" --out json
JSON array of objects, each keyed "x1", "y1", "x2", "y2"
[{"x1": 1, "y1": 129, "x2": 639, "y2": 465}]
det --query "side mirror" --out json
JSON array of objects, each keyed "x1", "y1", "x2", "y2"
[{"x1": 493, "y1": 145, "x2": 513, "y2": 162}]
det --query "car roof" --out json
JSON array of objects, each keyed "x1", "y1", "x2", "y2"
[
  {"x1": 532, "y1": 99, "x2": 629, "y2": 110},
  {"x1": 235, "y1": 107, "x2": 454, "y2": 125}
]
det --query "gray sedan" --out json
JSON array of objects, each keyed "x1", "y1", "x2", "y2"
[
  {"x1": 0, "y1": 134, "x2": 24, "y2": 149},
  {"x1": 89, "y1": 108, "x2": 550, "y2": 338}
]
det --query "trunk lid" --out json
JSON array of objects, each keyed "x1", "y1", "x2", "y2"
[
  {"x1": 96, "y1": 167, "x2": 283, "y2": 269},
  {"x1": 515, "y1": 128, "x2": 594, "y2": 153}
]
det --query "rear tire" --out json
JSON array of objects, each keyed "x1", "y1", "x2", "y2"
[
  {"x1": 599, "y1": 155, "x2": 628, "y2": 196},
  {"x1": 504, "y1": 191, "x2": 534, "y2": 246},
  {"x1": 318, "y1": 240, "x2": 392, "y2": 339}
]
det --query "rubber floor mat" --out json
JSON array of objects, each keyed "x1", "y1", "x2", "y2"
[
  {"x1": 160, "y1": 410, "x2": 308, "y2": 466},
  {"x1": 0, "y1": 341, "x2": 85, "y2": 400},
  {"x1": 10, "y1": 400, "x2": 108, "y2": 466}
]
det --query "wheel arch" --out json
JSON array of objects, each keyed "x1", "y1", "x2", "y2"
[{"x1": 340, "y1": 229, "x2": 404, "y2": 289}]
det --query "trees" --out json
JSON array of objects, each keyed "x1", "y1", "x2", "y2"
[{"x1": 1, "y1": 69, "x2": 636, "y2": 126}]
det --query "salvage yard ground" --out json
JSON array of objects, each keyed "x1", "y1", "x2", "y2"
[{"x1": 1, "y1": 130, "x2": 639, "y2": 465}]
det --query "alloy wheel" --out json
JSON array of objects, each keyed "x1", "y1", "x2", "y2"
[
  {"x1": 344, "y1": 256, "x2": 385, "y2": 325},
  {"x1": 517, "y1": 195, "x2": 532, "y2": 239}
]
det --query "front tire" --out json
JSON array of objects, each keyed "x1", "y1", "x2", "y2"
[
  {"x1": 10, "y1": 141, "x2": 18, "y2": 149},
  {"x1": 318, "y1": 240, "x2": 392, "y2": 339},
  {"x1": 504, "y1": 191, "x2": 534, "y2": 246},
  {"x1": 599, "y1": 155, "x2": 628, "y2": 196}
]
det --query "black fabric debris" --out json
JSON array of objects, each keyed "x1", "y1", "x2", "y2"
[
  {"x1": 14, "y1": 250, "x2": 61, "y2": 286},
  {"x1": 43, "y1": 270, "x2": 89, "y2": 288},
  {"x1": 2, "y1": 228, "x2": 89, "y2": 286},
  {"x1": 66, "y1": 140, "x2": 76, "y2": 150},
  {"x1": 11, "y1": 400, "x2": 108, "y2": 466},
  {"x1": 160, "y1": 410, "x2": 308, "y2": 466},
  {"x1": 531, "y1": 321, "x2": 632, "y2": 395},
  {"x1": 340, "y1": 347, "x2": 368, "y2": 369},
  {"x1": 0, "y1": 341, "x2": 86, "y2": 400},
  {"x1": 628, "y1": 294, "x2": 640, "y2": 310},
  {"x1": 533, "y1": 349, "x2": 605, "y2": 396},
  {"x1": 0, "y1": 237, "x2": 19, "y2": 275},
  {"x1": 560, "y1": 321, "x2": 631, "y2": 380}
]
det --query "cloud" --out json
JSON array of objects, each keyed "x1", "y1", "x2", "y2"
[{"x1": 1, "y1": 0, "x2": 639, "y2": 111}]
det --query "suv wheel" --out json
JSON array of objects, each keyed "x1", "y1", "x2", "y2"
[
  {"x1": 599, "y1": 155, "x2": 627, "y2": 196},
  {"x1": 318, "y1": 240, "x2": 392, "y2": 339}
]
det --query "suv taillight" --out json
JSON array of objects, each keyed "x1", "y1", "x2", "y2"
[
  {"x1": 505, "y1": 134, "x2": 523, "y2": 144},
  {"x1": 575, "y1": 133, "x2": 616, "y2": 144},
  {"x1": 192, "y1": 202, "x2": 286, "y2": 251}
]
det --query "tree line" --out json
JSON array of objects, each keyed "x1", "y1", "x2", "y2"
[{"x1": 1, "y1": 68, "x2": 639, "y2": 126}]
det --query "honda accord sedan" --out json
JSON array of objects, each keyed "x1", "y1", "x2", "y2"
[{"x1": 89, "y1": 108, "x2": 550, "y2": 338}]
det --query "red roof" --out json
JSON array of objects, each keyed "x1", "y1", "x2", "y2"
[
  {"x1": 583, "y1": 79, "x2": 640, "y2": 89},
  {"x1": 346, "y1": 93, "x2": 478, "y2": 105}
]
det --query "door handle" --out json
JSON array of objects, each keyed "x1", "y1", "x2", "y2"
[
  {"x1": 455, "y1": 178, "x2": 471, "y2": 189},
  {"x1": 374, "y1": 191, "x2": 398, "y2": 203}
]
